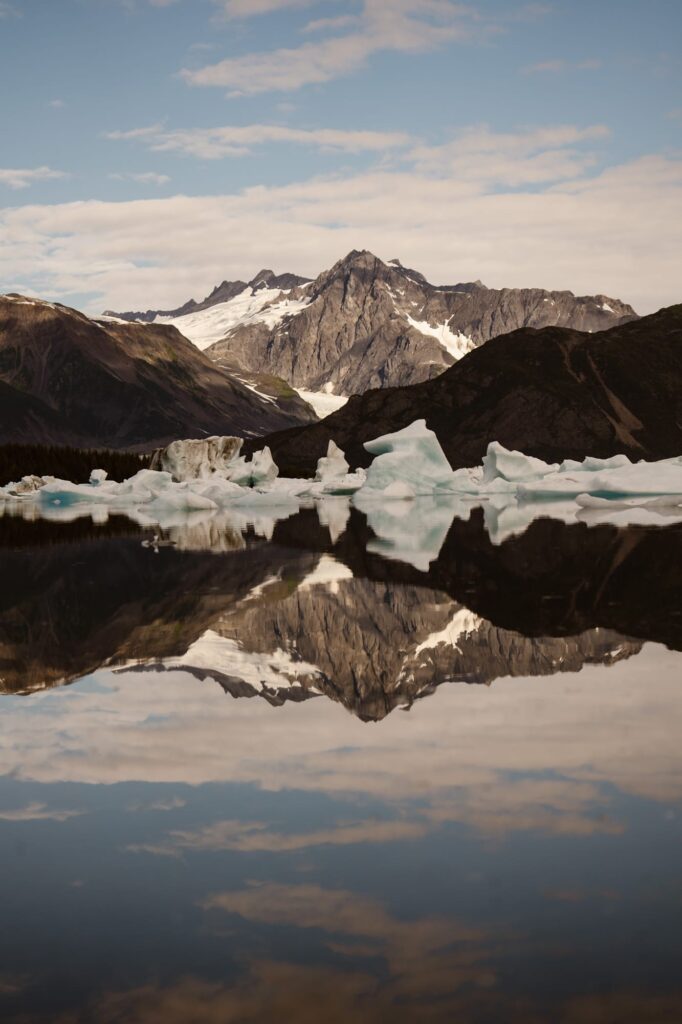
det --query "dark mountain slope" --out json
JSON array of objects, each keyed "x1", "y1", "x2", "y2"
[
  {"x1": 0, "y1": 294, "x2": 315, "y2": 449},
  {"x1": 250, "y1": 304, "x2": 682, "y2": 476}
]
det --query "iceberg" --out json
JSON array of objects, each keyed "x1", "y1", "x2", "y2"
[
  {"x1": 315, "y1": 441, "x2": 349, "y2": 484},
  {"x1": 359, "y1": 420, "x2": 458, "y2": 497},
  {"x1": 150, "y1": 436, "x2": 243, "y2": 482}
]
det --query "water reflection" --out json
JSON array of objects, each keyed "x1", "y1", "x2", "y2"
[
  {"x1": 0, "y1": 506, "x2": 681, "y2": 1021},
  {"x1": 3, "y1": 504, "x2": 680, "y2": 705}
]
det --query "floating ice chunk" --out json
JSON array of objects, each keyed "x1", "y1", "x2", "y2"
[
  {"x1": 224, "y1": 446, "x2": 279, "y2": 487},
  {"x1": 5, "y1": 474, "x2": 53, "y2": 497},
  {"x1": 315, "y1": 441, "x2": 349, "y2": 484},
  {"x1": 482, "y1": 442, "x2": 558, "y2": 484},
  {"x1": 250, "y1": 446, "x2": 279, "y2": 486},
  {"x1": 39, "y1": 480, "x2": 110, "y2": 508},
  {"x1": 147, "y1": 484, "x2": 218, "y2": 513},
  {"x1": 320, "y1": 467, "x2": 366, "y2": 496},
  {"x1": 382, "y1": 481, "x2": 416, "y2": 500},
  {"x1": 360, "y1": 420, "x2": 457, "y2": 496},
  {"x1": 89, "y1": 469, "x2": 108, "y2": 486},
  {"x1": 150, "y1": 436, "x2": 243, "y2": 482},
  {"x1": 559, "y1": 454, "x2": 631, "y2": 473}
]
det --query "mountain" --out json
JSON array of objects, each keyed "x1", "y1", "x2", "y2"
[
  {"x1": 0, "y1": 294, "x2": 315, "y2": 449},
  {"x1": 109, "y1": 251, "x2": 637, "y2": 411},
  {"x1": 249, "y1": 304, "x2": 682, "y2": 477}
]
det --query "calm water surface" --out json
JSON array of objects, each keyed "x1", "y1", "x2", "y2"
[{"x1": 0, "y1": 505, "x2": 681, "y2": 1022}]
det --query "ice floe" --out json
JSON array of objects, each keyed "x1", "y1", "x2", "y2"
[{"x1": 2, "y1": 423, "x2": 682, "y2": 570}]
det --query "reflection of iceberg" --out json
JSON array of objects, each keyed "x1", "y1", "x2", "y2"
[{"x1": 354, "y1": 491, "x2": 473, "y2": 571}]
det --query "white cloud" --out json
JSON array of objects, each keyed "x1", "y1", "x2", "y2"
[
  {"x1": 523, "y1": 58, "x2": 602, "y2": 74},
  {"x1": 0, "y1": 166, "x2": 68, "y2": 190},
  {"x1": 48, "y1": 98, "x2": 66, "y2": 109},
  {"x1": 182, "y1": 1, "x2": 481, "y2": 95},
  {"x1": 215, "y1": 0, "x2": 323, "y2": 17},
  {"x1": 105, "y1": 122, "x2": 166, "y2": 140},
  {"x1": 409, "y1": 124, "x2": 610, "y2": 186},
  {"x1": 106, "y1": 122, "x2": 411, "y2": 159},
  {"x1": 2, "y1": 123, "x2": 679, "y2": 314},
  {"x1": 0, "y1": 802, "x2": 84, "y2": 822},
  {"x1": 109, "y1": 171, "x2": 171, "y2": 185}
]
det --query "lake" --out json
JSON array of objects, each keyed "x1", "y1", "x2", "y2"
[{"x1": 0, "y1": 502, "x2": 681, "y2": 1022}]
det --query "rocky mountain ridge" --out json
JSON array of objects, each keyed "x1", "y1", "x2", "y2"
[
  {"x1": 109, "y1": 250, "x2": 637, "y2": 400},
  {"x1": 105, "y1": 269, "x2": 312, "y2": 324}
]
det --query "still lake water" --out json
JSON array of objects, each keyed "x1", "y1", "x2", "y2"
[{"x1": 0, "y1": 503, "x2": 681, "y2": 1022}]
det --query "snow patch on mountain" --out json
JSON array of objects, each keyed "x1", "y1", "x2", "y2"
[
  {"x1": 405, "y1": 314, "x2": 476, "y2": 361},
  {"x1": 415, "y1": 608, "x2": 482, "y2": 655},
  {"x1": 293, "y1": 386, "x2": 349, "y2": 419},
  {"x1": 161, "y1": 629, "x2": 322, "y2": 691},
  {"x1": 299, "y1": 555, "x2": 353, "y2": 594},
  {"x1": 156, "y1": 287, "x2": 312, "y2": 351}
]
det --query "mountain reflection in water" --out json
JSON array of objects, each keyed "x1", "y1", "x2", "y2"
[{"x1": 0, "y1": 504, "x2": 680, "y2": 1022}]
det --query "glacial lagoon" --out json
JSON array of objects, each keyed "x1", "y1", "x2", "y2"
[{"x1": 0, "y1": 501, "x2": 681, "y2": 1022}]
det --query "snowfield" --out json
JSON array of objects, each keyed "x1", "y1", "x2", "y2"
[
  {"x1": 3, "y1": 421, "x2": 682, "y2": 569},
  {"x1": 155, "y1": 286, "x2": 312, "y2": 351}
]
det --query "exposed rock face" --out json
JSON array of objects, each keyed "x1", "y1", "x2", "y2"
[
  {"x1": 250, "y1": 304, "x2": 682, "y2": 478},
  {"x1": 203, "y1": 250, "x2": 636, "y2": 395},
  {"x1": 0, "y1": 294, "x2": 316, "y2": 449},
  {"x1": 105, "y1": 269, "x2": 312, "y2": 323},
  {"x1": 108, "y1": 251, "x2": 636, "y2": 400}
]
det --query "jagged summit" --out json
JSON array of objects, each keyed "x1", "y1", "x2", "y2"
[{"x1": 107, "y1": 251, "x2": 638, "y2": 408}]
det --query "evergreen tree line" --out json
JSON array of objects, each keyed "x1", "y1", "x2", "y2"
[{"x1": 0, "y1": 444, "x2": 152, "y2": 486}]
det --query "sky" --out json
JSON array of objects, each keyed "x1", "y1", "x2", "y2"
[{"x1": 0, "y1": 0, "x2": 680, "y2": 315}]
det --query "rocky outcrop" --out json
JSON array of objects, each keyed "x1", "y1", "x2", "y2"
[
  {"x1": 0, "y1": 294, "x2": 316, "y2": 449},
  {"x1": 204, "y1": 250, "x2": 636, "y2": 394},
  {"x1": 250, "y1": 304, "x2": 682, "y2": 477}
]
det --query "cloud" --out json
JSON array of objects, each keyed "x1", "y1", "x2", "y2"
[
  {"x1": 1, "y1": 124, "x2": 680, "y2": 314},
  {"x1": 215, "y1": 0, "x2": 323, "y2": 17},
  {"x1": 182, "y1": 1, "x2": 482, "y2": 95},
  {"x1": 0, "y1": 166, "x2": 68, "y2": 190},
  {"x1": 108, "y1": 171, "x2": 171, "y2": 185},
  {"x1": 49, "y1": 99, "x2": 66, "y2": 109},
  {"x1": 0, "y1": 2, "x2": 19, "y2": 18},
  {"x1": 523, "y1": 58, "x2": 602, "y2": 74},
  {"x1": 201, "y1": 881, "x2": 494, "y2": 1003},
  {"x1": 127, "y1": 817, "x2": 429, "y2": 857},
  {"x1": 105, "y1": 122, "x2": 166, "y2": 140},
  {"x1": 409, "y1": 123, "x2": 610, "y2": 186},
  {"x1": 126, "y1": 796, "x2": 187, "y2": 812},
  {"x1": 0, "y1": 802, "x2": 84, "y2": 822},
  {"x1": 106, "y1": 123, "x2": 411, "y2": 159}
]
